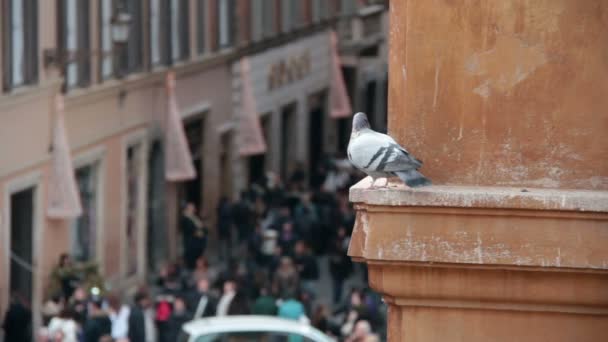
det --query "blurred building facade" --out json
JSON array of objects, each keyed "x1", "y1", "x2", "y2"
[
  {"x1": 349, "y1": 1, "x2": 608, "y2": 341},
  {"x1": 0, "y1": 0, "x2": 388, "y2": 333}
]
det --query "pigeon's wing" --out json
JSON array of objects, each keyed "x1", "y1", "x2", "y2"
[
  {"x1": 370, "y1": 132, "x2": 423, "y2": 172},
  {"x1": 349, "y1": 131, "x2": 422, "y2": 172}
]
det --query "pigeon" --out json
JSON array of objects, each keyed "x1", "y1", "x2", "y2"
[{"x1": 347, "y1": 112, "x2": 431, "y2": 188}]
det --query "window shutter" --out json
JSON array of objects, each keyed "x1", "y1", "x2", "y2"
[
  {"x1": 2, "y1": 0, "x2": 13, "y2": 91},
  {"x1": 196, "y1": 0, "x2": 205, "y2": 54},
  {"x1": 180, "y1": 0, "x2": 190, "y2": 59},
  {"x1": 160, "y1": 0, "x2": 171, "y2": 64},
  {"x1": 25, "y1": 0, "x2": 38, "y2": 84},
  {"x1": 77, "y1": 0, "x2": 90, "y2": 87}
]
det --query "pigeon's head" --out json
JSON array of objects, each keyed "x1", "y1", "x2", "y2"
[{"x1": 352, "y1": 112, "x2": 371, "y2": 132}]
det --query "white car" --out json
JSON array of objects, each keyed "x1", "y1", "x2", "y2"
[{"x1": 179, "y1": 315, "x2": 335, "y2": 342}]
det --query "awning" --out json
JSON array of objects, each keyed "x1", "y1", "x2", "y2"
[
  {"x1": 47, "y1": 94, "x2": 83, "y2": 219},
  {"x1": 237, "y1": 58, "x2": 267, "y2": 156},
  {"x1": 329, "y1": 30, "x2": 353, "y2": 119},
  {"x1": 164, "y1": 71, "x2": 197, "y2": 181}
]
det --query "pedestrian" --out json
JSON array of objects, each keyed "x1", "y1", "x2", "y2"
[
  {"x1": 345, "y1": 320, "x2": 377, "y2": 342},
  {"x1": 68, "y1": 286, "x2": 89, "y2": 326},
  {"x1": 293, "y1": 193, "x2": 319, "y2": 243},
  {"x1": 189, "y1": 256, "x2": 218, "y2": 289},
  {"x1": 232, "y1": 192, "x2": 253, "y2": 247},
  {"x1": 128, "y1": 289, "x2": 156, "y2": 342},
  {"x1": 216, "y1": 279, "x2": 249, "y2": 316},
  {"x1": 83, "y1": 298, "x2": 112, "y2": 342},
  {"x1": 2, "y1": 294, "x2": 32, "y2": 342},
  {"x1": 277, "y1": 292, "x2": 308, "y2": 326},
  {"x1": 188, "y1": 278, "x2": 217, "y2": 319},
  {"x1": 164, "y1": 296, "x2": 191, "y2": 342},
  {"x1": 216, "y1": 196, "x2": 234, "y2": 259},
  {"x1": 47, "y1": 307, "x2": 79, "y2": 342},
  {"x1": 52, "y1": 253, "x2": 79, "y2": 299},
  {"x1": 106, "y1": 293, "x2": 130, "y2": 341},
  {"x1": 328, "y1": 227, "x2": 353, "y2": 304},
  {"x1": 278, "y1": 221, "x2": 299, "y2": 256},
  {"x1": 293, "y1": 240, "x2": 319, "y2": 296},
  {"x1": 272, "y1": 257, "x2": 300, "y2": 300},
  {"x1": 311, "y1": 304, "x2": 333, "y2": 335},
  {"x1": 252, "y1": 286, "x2": 278, "y2": 316},
  {"x1": 180, "y1": 202, "x2": 208, "y2": 270}
]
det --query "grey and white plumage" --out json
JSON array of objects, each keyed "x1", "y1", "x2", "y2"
[{"x1": 347, "y1": 112, "x2": 431, "y2": 188}]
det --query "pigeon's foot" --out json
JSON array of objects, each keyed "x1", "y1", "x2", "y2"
[{"x1": 369, "y1": 177, "x2": 389, "y2": 189}]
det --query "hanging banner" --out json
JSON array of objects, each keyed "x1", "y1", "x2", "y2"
[
  {"x1": 238, "y1": 58, "x2": 267, "y2": 156},
  {"x1": 47, "y1": 95, "x2": 83, "y2": 219},
  {"x1": 329, "y1": 30, "x2": 353, "y2": 118},
  {"x1": 164, "y1": 71, "x2": 197, "y2": 181}
]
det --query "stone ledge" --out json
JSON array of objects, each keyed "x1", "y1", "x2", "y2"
[{"x1": 349, "y1": 177, "x2": 608, "y2": 213}]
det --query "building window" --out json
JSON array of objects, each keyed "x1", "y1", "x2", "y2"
[
  {"x1": 290, "y1": 0, "x2": 303, "y2": 29},
  {"x1": 2, "y1": 0, "x2": 38, "y2": 91},
  {"x1": 122, "y1": 0, "x2": 143, "y2": 73},
  {"x1": 71, "y1": 163, "x2": 99, "y2": 262},
  {"x1": 171, "y1": 0, "x2": 190, "y2": 62},
  {"x1": 262, "y1": 0, "x2": 276, "y2": 38},
  {"x1": 126, "y1": 144, "x2": 142, "y2": 276},
  {"x1": 149, "y1": 0, "x2": 167, "y2": 67},
  {"x1": 197, "y1": 0, "x2": 206, "y2": 54},
  {"x1": 313, "y1": 0, "x2": 330, "y2": 22},
  {"x1": 217, "y1": 0, "x2": 234, "y2": 49},
  {"x1": 250, "y1": 0, "x2": 263, "y2": 42},
  {"x1": 99, "y1": 0, "x2": 113, "y2": 79},
  {"x1": 281, "y1": 0, "x2": 292, "y2": 33},
  {"x1": 341, "y1": 0, "x2": 357, "y2": 16},
  {"x1": 59, "y1": 0, "x2": 90, "y2": 89}
]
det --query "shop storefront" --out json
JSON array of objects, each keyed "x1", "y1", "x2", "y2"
[{"x1": 233, "y1": 30, "x2": 336, "y2": 189}]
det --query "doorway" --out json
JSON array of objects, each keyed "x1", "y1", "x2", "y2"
[
  {"x1": 308, "y1": 93, "x2": 326, "y2": 187},
  {"x1": 249, "y1": 114, "x2": 271, "y2": 186},
  {"x1": 281, "y1": 104, "x2": 297, "y2": 181},
  {"x1": 9, "y1": 186, "x2": 35, "y2": 339},
  {"x1": 219, "y1": 131, "x2": 234, "y2": 198},
  {"x1": 147, "y1": 141, "x2": 167, "y2": 272},
  {"x1": 71, "y1": 163, "x2": 100, "y2": 262},
  {"x1": 182, "y1": 118, "x2": 204, "y2": 211}
]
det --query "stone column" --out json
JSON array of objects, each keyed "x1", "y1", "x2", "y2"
[{"x1": 349, "y1": 1, "x2": 608, "y2": 341}]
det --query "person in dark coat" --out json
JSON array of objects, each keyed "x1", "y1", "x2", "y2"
[
  {"x1": 83, "y1": 298, "x2": 112, "y2": 342},
  {"x1": 293, "y1": 240, "x2": 319, "y2": 297},
  {"x1": 188, "y1": 278, "x2": 217, "y2": 319},
  {"x1": 216, "y1": 279, "x2": 250, "y2": 316},
  {"x1": 252, "y1": 286, "x2": 278, "y2": 316},
  {"x1": 2, "y1": 294, "x2": 32, "y2": 342},
  {"x1": 164, "y1": 296, "x2": 191, "y2": 342},
  {"x1": 232, "y1": 192, "x2": 253, "y2": 244},
  {"x1": 216, "y1": 197, "x2": 233, "y2": 259},
  {"x1": 181, "y1": 203, "x2": 209, "y2": 269},
  {"x1": 128, "y1": 290, "x2": 154, "y2": 342},
  {"x1": 328, "y1": 227, "x2": 353, "y2": 304}
]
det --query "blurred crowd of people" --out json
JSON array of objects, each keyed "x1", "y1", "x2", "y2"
[{"x1": 3, "y1": 156, "x2": 385, "y2": 341}]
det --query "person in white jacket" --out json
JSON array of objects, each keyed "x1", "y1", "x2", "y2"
[
  {"x1": 107, "y1": 293, "x2": 131, "y2": 340},
  {"x1": 47, "y1": 308, "x2": 79, "y2": 342}
]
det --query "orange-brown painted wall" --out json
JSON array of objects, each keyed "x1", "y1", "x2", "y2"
[{"x1": 388, "y1": 0, "x2": 608, "y2": 190}]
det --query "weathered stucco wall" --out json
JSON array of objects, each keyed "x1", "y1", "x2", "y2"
[{"x1": 388, "y1": 0, "x2": 608, "y2": 190}]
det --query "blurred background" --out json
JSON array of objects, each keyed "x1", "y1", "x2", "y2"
[{"x1": 0, "y1": 0, "x2": 389, "y2": 341}]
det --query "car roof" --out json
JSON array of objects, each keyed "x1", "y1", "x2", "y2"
[{"x1": 182, "y1": 315, "x2": 332, "y2": 341}]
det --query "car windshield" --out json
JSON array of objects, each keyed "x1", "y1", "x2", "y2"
[{"x1": 194, "y1": 331, "x2": 317, "y2": 342}]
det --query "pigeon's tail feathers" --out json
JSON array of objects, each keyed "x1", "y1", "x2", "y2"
[{"x1": 395, "y1": 170, "x2": 432, "y2": 188}]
